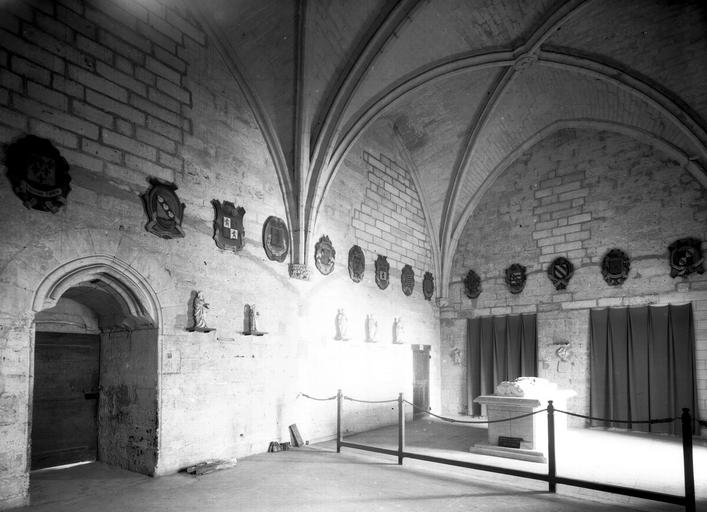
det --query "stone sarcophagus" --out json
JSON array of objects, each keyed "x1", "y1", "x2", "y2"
[{"x1": 470, "y1": 377, "x2": 575, "y2": 463}]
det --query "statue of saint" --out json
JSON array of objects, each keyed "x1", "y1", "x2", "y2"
[
  {"x1": 335, "y1": 309, "x2": 348, "y2": 340},
  {"x1": 366, "y1": 314, "x2": 377, "y2": 342},
  {"x1": 393, "y1": 317, "x2": 404, "y2": 344},
  {"x1": 192, "y1": 291, "x2": 210, "y2": 331},
  {"x1": 250, "y1": 304, "x2": 259, "y2": 333}
]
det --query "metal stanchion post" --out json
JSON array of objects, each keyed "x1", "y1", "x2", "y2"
[
  {"x1": 336, "y1": 389, "x2": 343, "y2": 453},
  {"x1": 398, "y1": 393, "x2": 405, "y2": 465},
  {"x1": 547, "y1": 400, "x2": 556, "y2": 493},
  {"x1": 681, "y1": 408, "x2": 696, "y2": 512}
]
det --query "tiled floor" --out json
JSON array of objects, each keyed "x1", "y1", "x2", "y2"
[{"x1": 16, "y1": 418, "x2": 707, "y2": 511}]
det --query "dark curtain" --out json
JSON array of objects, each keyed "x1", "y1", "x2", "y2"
[
  {"x1": 589, "y1": 304, "x2": 697, "y2": 434},
  {"x1": 466, "y1": 314, "x2": 537, "y2": 416}
]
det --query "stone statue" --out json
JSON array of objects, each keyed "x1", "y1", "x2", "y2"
[
  {"x1": 250, "y1": 304, "x2": 259, "y2": 333},
  {"x1": 366, "y1": 314, "x2": 377, "y2": 342},
  {"x1": 495, "y1": 377, "x2": 555, "y2": 397},
  {"x1": 393, "y1": 317, "x2": 404, "y2": 344},
  {"x1": 190, "y1": 291, "x2": 213, "y2": 332},
  {"x1": 335, "y1": 309, "x2": 348, "y2": 340}
]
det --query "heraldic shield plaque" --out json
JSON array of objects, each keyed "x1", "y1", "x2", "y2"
[
  {"x1": 262, "y1": 215, "x2": 288, "y2": 262},
  {"x1": 315, "y1": 235, "x2": 336, "y2": 275},
  {"x1": 401, "y1": 264, "x2": 414, "y2": 296},
  {"x1": 142, "y1": 178, "x2": 185, "y2": 239},
  {"x1": 348, "y1": 245, "x2": 365, "y2": 283},
  {"x1": 464, "y1": 269, "x2": 481, "y2": 299},
  {"x1": 422, "y1": 271, "x2": 434, "y2": 300},
  {"x1": 5, "y1": 134, "x2": 72, "y2": 213},
  {"x1": 668, "y1": 237, "x2": 704, "y2": 278},
  {"x1": 375, "y1": 255, "x2": 390, "y2": 290},
  {"x1": 505, "y1": 263, "x2": 527, "y2": 294},
  {"x1": 601, "y1": 248, "x2": 630, "y2": 286},
  {"x1": 213, "y1": 200, "x2": 245, "y2": 252},
  {"x1": 547, "y1": 257, "x2": 574, "y2": 290}
]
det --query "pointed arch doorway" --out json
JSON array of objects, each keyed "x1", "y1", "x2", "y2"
[{"x1": 31, "y1": 257, "x2": 161, "y2": 476}]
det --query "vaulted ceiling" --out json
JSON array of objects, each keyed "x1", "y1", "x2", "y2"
[{"x1": 192, "y1": 0, "x2": 707, "y2": 299}]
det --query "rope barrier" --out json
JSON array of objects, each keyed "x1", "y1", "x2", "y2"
[
  {"x1": 403, "y1": 399, "x2": 547, "y2": 424},
  {"x1": 554, "y1": 408, "x2": 677, "y2": 425},
  {"x1": 300, "y1": 391, "x2": 696, "y2": 428},
  {"x1": 344, "y1": 396, "x2": 398, "y2": 404},
  {"x1": 298, "y1": 392, "x2": 337, "y2": 401}
]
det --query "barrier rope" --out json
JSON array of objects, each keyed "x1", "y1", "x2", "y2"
[
  {"x1": 297, "y1": 392, "x2": 337, "y2": 401},
  {"x1": 344, "y1": 396, "x2": 398, "y2": 404},
  {"x1": 299, "y1": 391, "x2": 700, "y2": 429},
  {"x1": 554, "y1": 408, "x2": 677, "y2": 425},
  {"x1": 403, "y1": 399, "x2": 547, "y2": 424}
]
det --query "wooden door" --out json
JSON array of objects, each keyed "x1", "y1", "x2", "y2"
[
  {"x1": 31, "y1": 332, "x2": 100, "y2": 470},
  {"x1": 412, "y1": 345, "x2": 430, "y2": 418}
]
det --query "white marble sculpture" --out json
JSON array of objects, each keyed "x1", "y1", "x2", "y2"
[
  {"x1": 494, "y1": 377, "x2": 556, "y2": 397},
  {"x1": 393, "y1": 317, "x2": 404, "y2": 344},
  {"x1": 335, "y1": 309, "x2": 348, "y2": 340},
  {"x1": 366, "y1": 314, "x2": 377, "y2": 342},
  {"x1": 190, "y1": 291, "x2": 214, "y2": 332}
]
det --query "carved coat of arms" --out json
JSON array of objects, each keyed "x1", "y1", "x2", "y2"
[
  {"x1": 5, "y1": 135, "x2": 71, "y2": 213},
  {"x1": 601, "y1": 248, "x2": 630, "y2": 286},
  {"x1": 464, "y1": 269, "x2": 481, "y2": 299},
  {"x1": 547, "y1": 257, "x2": 574, "y2": 290},
  {"x1": 505, "y1": 263, "x2": 527, "y2": 294},
  {"x1": 401, "y1": 264, "x2": 415, "y2": 296},
  {"x1": 375, "y1": 255, "x2": 390, "y2": 290},
  {"x1": 314, "y1": 235, "x2": 336, "y2": 275},
  {"x1": 348, "y1": 245, "x2": 365, "y2": 283},
  {"x1": 422, "y1": 271, "x2": 434, "y2": 301},
  {"x1": 668, "y1": 238, "x2": 704, "y2": 278},
  {"x1": 213, "y1": 200, "x2": 245, "y2": 252},
  {"x1": 262, "y1": 215, "x2": 288, "y2": 262},
  {"x1": 142, "y1": 178, "x2": 185, "y2": 239}
]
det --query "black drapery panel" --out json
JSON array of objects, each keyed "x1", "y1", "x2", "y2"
[
  {"x1": 467, "y1": 314, "x2": 537, "y2": 416},
  {"x1": 590, "y1": 304, "x2": 696, "y2": 434}
]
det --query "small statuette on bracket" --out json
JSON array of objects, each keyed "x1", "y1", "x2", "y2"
[
  {"x1": 243, "y1": 304, "x2": 266, "y2": 336},
  {"x1": 393, "y1": 317, "x2": 404, "y2": 344},
  {"x1": 335, "y1": 309, "x2": 349, "y2": 340},
  {"x1": 187, "y1": 291, "x2": 215, "y2": 332},
  {"x1": 366, "y1": 314, "x2": 378, "y2": 343}
]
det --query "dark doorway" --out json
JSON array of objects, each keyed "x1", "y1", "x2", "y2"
[
  {"x1": 31, "y1": 332, "x2": 100, "y2": 470},
  {"x1": 412, "y1": 344, "x2": 430, "y2": 418}
]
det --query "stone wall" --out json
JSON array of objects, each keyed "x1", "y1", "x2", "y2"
[
  {"x1": 0, "y1": 1, "x2": 440, "y2": 508},
  {"x1": 442, "y1": 128, "x2": 707, "y2": 427}
]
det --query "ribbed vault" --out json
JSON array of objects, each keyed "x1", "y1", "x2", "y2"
[{"x1": 189, "y1": 0, "x2": 707, "y2": 300}]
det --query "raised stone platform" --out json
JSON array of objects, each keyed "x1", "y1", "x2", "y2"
[{"x1": 470, "y1": 378, "x2": 575, "y2": 463}]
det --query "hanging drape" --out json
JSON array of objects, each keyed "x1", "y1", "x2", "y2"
[
  {"x1": 589, "y1": 304, "x2": 697, "y2": 434},
  {"x1": 466, "y1": 314, "x2": 537, "y2": 416}
]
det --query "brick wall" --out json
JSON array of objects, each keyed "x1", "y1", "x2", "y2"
[
  {"x1": 313, "y1": 120, "x2": 440, "y2": 436},
  {"x1": 442, "y1": 128, "x2": 707, "y2": 427},
  {"x1": 353, "y1": 151, "x2": 432, "y2": 273}
]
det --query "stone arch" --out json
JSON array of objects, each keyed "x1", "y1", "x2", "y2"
[
  {"x1": 32, "y1": 255, "x2": 162, "y2": 331},
  {"x1": 30, "y1": 255, "x2": 162, "y2": 476}
]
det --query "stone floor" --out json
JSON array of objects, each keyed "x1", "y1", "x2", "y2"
[{"x1": 15, "y1": 418, "x2": 707, "y2": 512}]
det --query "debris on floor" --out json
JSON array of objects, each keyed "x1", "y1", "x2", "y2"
[
  {"x1": 184, "y1": 459, "x2": 237, "y2": 476},
  {"x1": 289, "y1": 424, "x2": 304, "y2": 447}
]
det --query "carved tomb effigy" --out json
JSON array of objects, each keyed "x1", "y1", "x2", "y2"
[{"x1": 470, "y1": 377, "x2": 575, "y2": 463}]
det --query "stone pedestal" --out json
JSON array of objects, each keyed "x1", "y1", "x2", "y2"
[{"x1": 470, "y1": 380, "x2": 574, "y2": 463}]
